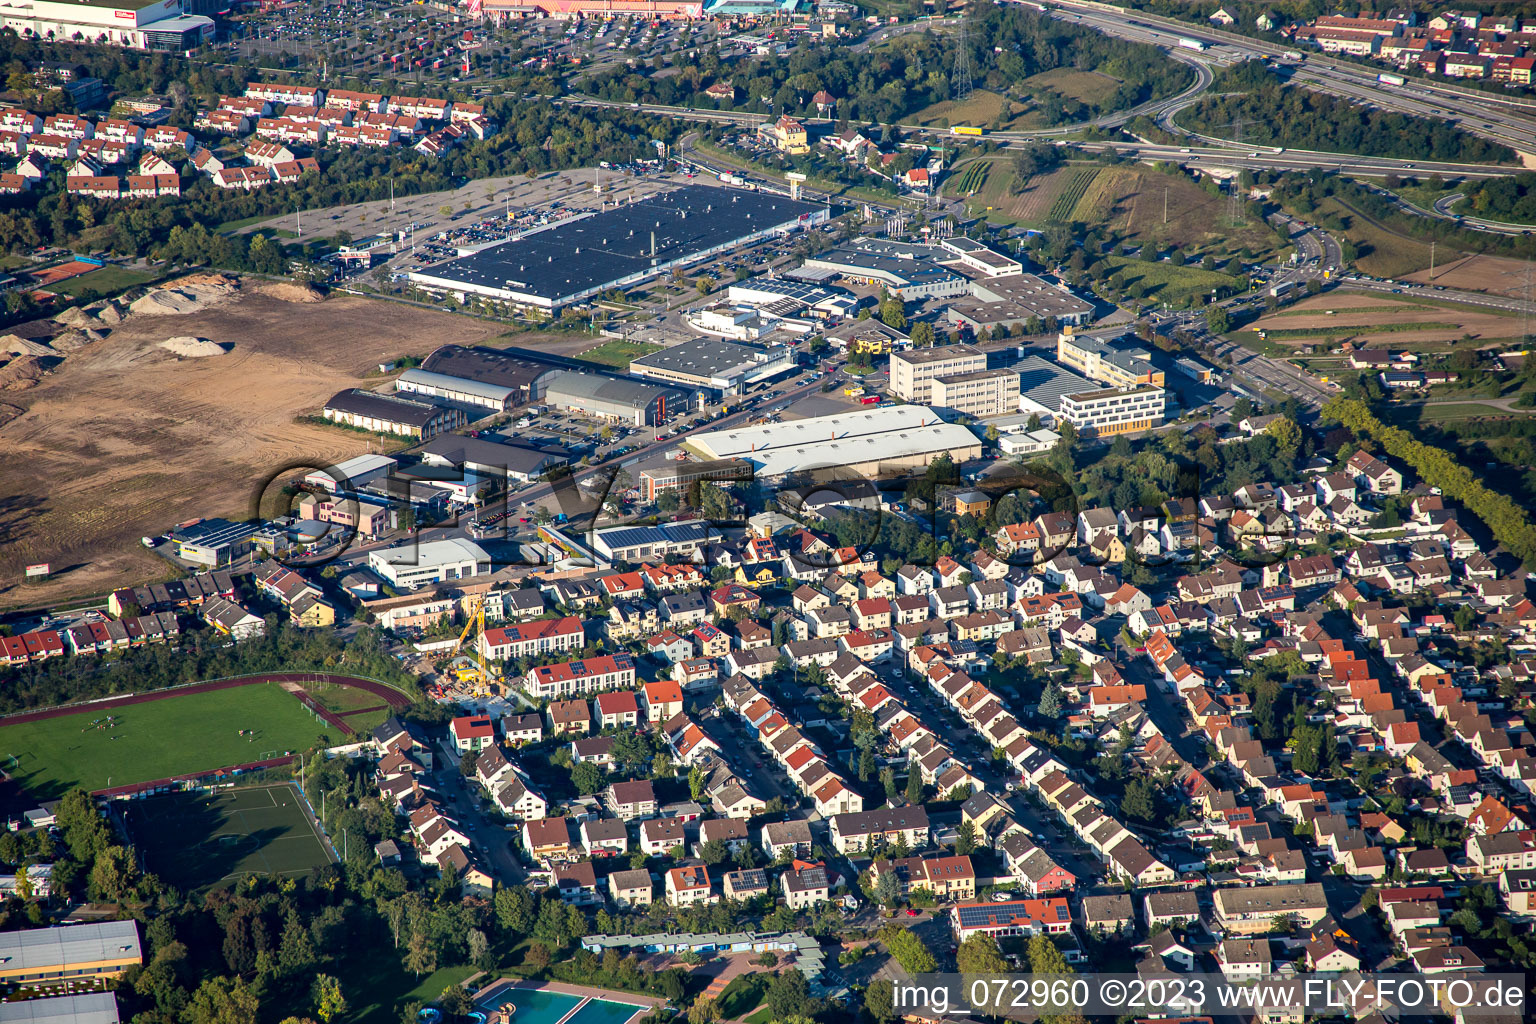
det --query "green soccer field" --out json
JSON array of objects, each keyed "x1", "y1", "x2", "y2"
[
  {"x1": 126, "y1": 783, "x2": 334, "y2": 889},
  {"x1": 0, "y1": 683, "x2": 338, "y2": 799}
]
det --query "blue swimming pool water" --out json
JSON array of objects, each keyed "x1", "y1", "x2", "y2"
[
  {"x1": 480, "y1": 988, "x2": 643, "y2": 1024},
  {"x1": 567, "y1": 998, "x2": 645, "y2": 1024},
  {"x1": 483, "y1": 988, "x2": 582, "y2": 1022}
]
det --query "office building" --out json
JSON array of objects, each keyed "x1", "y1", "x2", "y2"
[
  {"x1": 930, "y1": 368, "x2": 1021, "y2": 418},
  {"x1": 1058, "y1": 385, "x2": 1165, "y2": 438},
  {"x1": 1055, "y1": 331, "x2": 1165, "y2": 389},
  {"x1": 889, "y1": 345, "x2": 986, "y2": 404}
]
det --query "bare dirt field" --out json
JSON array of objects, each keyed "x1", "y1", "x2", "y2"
[
  {"x1": 0, "y1": 286, "x2": 500, "y2": 610},
  {"x1": 1401, "y1": 253, "x2": 1536, "y2": 299},
  {"x1": 1251, "y1": 291, "x2": 1521, "y2": 348}
]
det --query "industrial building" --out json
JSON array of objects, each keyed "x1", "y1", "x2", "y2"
[
  {"x1": 418, "y1": 435, "x2": 570, "y2": 483},
  {"x1": 0, "y1": 993, "x2": 120, "y2": 1024},
  {"x1": 802, "y1": 242, "x2": 969, "y2": 300},
  {"x1": 591, "y1": 521, "x2": 716, "y2": 562},
  {"x1": 639, "y1": 458, "x2": 754, "y2": 502},
  {"x1": 543, "y1": 372, "x2": 688, "y2": 426},
  {"x1": 406, "y1": 186, "x2": 828, "y2": 313},
  {"x1": 367, "y1": 537, "x2": 491, "y2": 590},
  {"x1": 0, "y1": 921, "x2": 141, "y2": 985},
  {"x1": 687, "y1": 405, "x2": 981, "y2": 478},
  {"x1": 1055, "y1": 330, "x2": 1166, "y2": 389},
  {"x1": 395, "y1": 368, "x2": 518, "y2": 412},
  {"x1": 0, "y1": 0, "x2": 213, "y2": 51},
  {"x1": 417, "y1": 345, "x2": 568, "y2": 405},
  {"x1": 930, "y1": 367, "x2": 1021, "y2": 418},
  {"x1": 947, "y1": 274, "x2": 1095, "y2": 334},
  {"x1": 889, "y1": 345, "x2": 986, "y2": 404},
  {"x1": 724, "y1": 279, "x2": 856, "y2": 320},
  {"x1": 630, "y1": 337, "x2": 796, "y2": 395},
  {"x1": 1058, "y1": 385, "x2": 1166, "y2": 438},
  {"x1": 323, "y1": 389, "x2": 468, "y2": 439},
  {"x1": 167, "y1": 517, "x2": 256, "y2": 568},
  {"x1": 1014, "y1": 355, "x2": 1095, "y2": 426}
]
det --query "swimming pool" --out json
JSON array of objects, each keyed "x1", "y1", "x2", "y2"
[
  {"x1": 480, "y1": 987, "x2": 645, "y2": 1024},
  {"x1": 567, "y1": 998, "x2": 646, "y2": 1024}
]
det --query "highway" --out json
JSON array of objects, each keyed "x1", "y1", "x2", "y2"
[
  {"x1": 1044, "y1": 0, "x2": 1536, "y2": 155},
  {"x1": 561, "y1": 97, "x2": 1526, "y2": 180}
]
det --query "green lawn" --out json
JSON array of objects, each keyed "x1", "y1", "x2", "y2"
[
  {"x1": 1412, "y1": 401, "x2": 1530, "y2": 422},
  {"x1": 127, "y1": 783, "x2": 333, "y2": 890},
  {"x1": 50, "y1": 265, "x2": 157, "y2": 298},
  {"x1": 0, "y1": 683, "x2": 339, "y2": 799},
  {"x1": 1103, "y1": 256, "x2": 1243, "y2": 308},
  {"x1": 215, "y1": 213, "x2": 280, "y2": 233},
  {"x1": 579, "y1": 339, "x2": 664, "y2": 368}
]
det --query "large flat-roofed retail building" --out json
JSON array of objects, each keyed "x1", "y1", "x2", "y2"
[
  {"x1": 629, "y1": 337, "x2": 796, "y2": 395},
  {"x1": 889, "y1": 344, "x2": 986, "y2": 404},
  {"x1": 687, "y1": 405, "x2": 982, "y2": 478},
  {"x1": 0, "y1": 921, "x2": 141, "y2": 985},
  {"x1": 543, "y1": 371, "x2": 688, "y2": 426},
  {"x1": 406, "y1": 186, "x2": 828, "y2": 313},
  {"x1": 0, "y1": 0, "x2": 213, "y2": 50}
]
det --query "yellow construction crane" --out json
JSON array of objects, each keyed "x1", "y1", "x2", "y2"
[{"x1": 446, "y1": 594, "x2": 502, "y2": 695}]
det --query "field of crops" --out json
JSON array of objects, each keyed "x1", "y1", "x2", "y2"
[
  {"x1": 1046, "y1": 168, "x2": 1101, "y2": 222},
  {"x1": 955, "y1": 161, "x2": 990, "y2": 195}
]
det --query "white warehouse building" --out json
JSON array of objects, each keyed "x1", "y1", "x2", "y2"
[{"x1": 367, "y1": 537, "x2": 491, "y2": 590}]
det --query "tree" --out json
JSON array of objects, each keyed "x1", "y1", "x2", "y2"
[
  {"x1": 1267, "y1": 416, "x2": 1302, "y2": 459},
  {"x1": 882, "y1": 766, "x2": 899, "y2": 801},
  {"x1": 1037, "y1": 681, "x2": 1064, "y2": 719},
  {"x1": 957, "y1": 934, "x2": 1010, "y2": 974},
  {"x1": 495, "y1": 885, "x2": 537, "y2": 935},
  {"x1": 1205, "y1": 305, "x2": 1231, "y2": 334},
  {"x1": 865, "y1": 979, "x2": 895, "y2": 1023},
  {"x1": 312, "y1": 975, "x2": 347, "y2": 1024},
  {"x1": 572, "y1": 761, "x2": 607, "y2": 796},
  {"x1": 404, "y1": 931, "x2": 436, "y2": 977},
  {"x1": 525, "y1": 942, "x2": 552, "y2": 970},
  {"x1": 909, "y1": 321, "x2": 934, "y2": 347},
  {"x1": 766, "y1": 968, "x2": 813, "y2": 1021},
  {"x1": 880, "y1": 297, "x2": 908, "y2": 330},
  {"x1": 1122, "y1": 778, "x2": 1157, "y2": 823},
  {"x1": 186, "y1": 978, "x2": 260, "y2": 1024},
  {"x1": 689, "y1": 763, "x2": 707, "y2": 801},
  {"x1": 874, "y1": 869, "x2": 900, "y2": 907},
  {"x1": 883, "y1": 927, "x2": 937, "y2": 973},
  {"x1": 955, "y1": 820, "x2": 977, "y2": 856},
  {"x1": 905, "y1": 769, "x2": 924, "y2": 804},
  {"x1": 696, "y1": 275, "x2": 715, "y2": 296},
  {"x1": 689, "y1": 998, "x2": 719, "y2": 1024}
]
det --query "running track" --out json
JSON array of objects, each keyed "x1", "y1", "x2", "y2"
[{"x1": 0, "y1": 673, "x2": 413, "y2": 727}]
